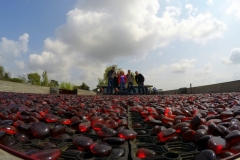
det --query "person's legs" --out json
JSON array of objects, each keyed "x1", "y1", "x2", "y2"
[
  {"x1": 141, "y1": 83, "x2": 145, "y2": 94},
  {"x1": 127, "y1": 82, "x2": 131, "y2": 92},
  {"x1": 120, "y1": 82, "x2": 124, "y2": 92},
  {"x1": 107, "y1": 78, "x2": 111, "y2": 94},
  {"x1": 119, "y1": 82, "x2": 122, "y2": 92},
  {"x1": 123, "y1": 82, "x2": 126, "y2": 90},
  {"x1": 128, "y1": 82, "x2": 134, "y2": 93},
  {"x1": 110, "y1": 79, "x2": 114, "y2": 94},
  {"x1": 138, "y1": 82, "x2": 144, "y2": 95},
  {"x1": 138, "y1": 83, "x2": 141, "y2": 94},
  {"x1": 133, "y1": 84, "x2": 136, "y2": 93},
  {"x1": 127, "y1": 83, "x2": 130, "y2": 92},
  {"x1": 112, "y1": 80, "x2": 115, "y2": 93},
  {"x1": 113, "y1": 80, "x2": 118, "y2": 92},
  {"x1": 130, "y1": 82, "x2": 136, "y2": 93}
]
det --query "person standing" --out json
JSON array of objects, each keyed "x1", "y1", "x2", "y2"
[
  {"x1": 114, "y1": 71, "x2": 119, "y2": 92},
  {"x1": 126, "y1": 70, "x2": 136, "y2": 94},
  {"x1": 118, "y1": 71, "x2": 126, "y2": 92},
  {"x1": 135, "y1": 71, "x2": 145, "y2": 95},
  {"x1": 107, "y1": 67, "x2": 116, "y2": 94}
]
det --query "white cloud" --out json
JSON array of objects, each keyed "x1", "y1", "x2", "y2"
[
  {"x1": 148, "y1": 65, "x2": 167, "y2": 76},
  {"x1": 0, "y1": 33, "x2": 29, "y2": 78},
  {"x1": 226, "y1": 0, "x2": 240, "y2": 19},
  {"x1": 232, "y1": 71, "x2": 240, "y2": 80},
  {"x1": 42, "y1": 0, "x2": 225, "y2": 61},
  {"x1": 28, "y1": 51, "x2": 73, "y2": 81},
  {"x1": 15, "y1": 60, "x2": 25, "y2": 69},
  {"x1": 29, "y1": 51, "x2": 58, "y2": 69},
  {"x1": 170, "y1": 59, "x2": 196, "y2": 73},
  {"x1": 185, "y1": 4, "x2": 193, "y2": 15},
  {"x1": 194, "y1": 63, "x2": 212, "y2": 76},
  {"x1": 129, "y1": 52, "x2": 148, "y2": 63},
  {"x1": 158, "y1": 52, "x2": 163, "y2": 56},
  {"x1": 185, "y1": 4, "x2": 198, "y2": 16},
  {"x1": 186, "y1": 63, "x2": 213, "y2": 87},
  {"x1": 221, "y1": 57, "x2": 232, "y2": 64},
  {"x1": 28, "y1": 50, "x2": 106, "y2": 88},
  {"x1": 222, "y1": 48, "x2": 240, "y2": 64},
  {"x1": 0, "y1": 33, "x2": 29, "y2": 60},
  {"x1": 188, "y1": 62, "x2": 240, "y2": 88},
  {"x1": 54, "y1": 1, "x2": 163, "y2": 62},
  {"x1": 26, "y1": 0, "x2": 227, "y2": 89},
  {"x1": 207, "y1": 0, "x2": 215, "y2": 5},
  {"x1": 144, "y1": 65, "x2": 167, "y2": 88},
  {"x1": 178, "y1": 13, "x2": 227, "y2": 44}
]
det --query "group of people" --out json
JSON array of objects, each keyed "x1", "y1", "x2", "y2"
[{"x1": 106, "y1": 66, "x2": 145, "y2": 95}]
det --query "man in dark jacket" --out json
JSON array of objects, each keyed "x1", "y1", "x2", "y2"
[
  {"x1": 135, "y1": 71, "x2": 145, "y2": 95},
  {"x1": 106, "y1": 67, "x2": 116, "y2": 94}
]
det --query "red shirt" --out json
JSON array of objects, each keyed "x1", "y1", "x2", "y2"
[{"x1": 118, "y1": 74, "x2": 126, "y2": 84}]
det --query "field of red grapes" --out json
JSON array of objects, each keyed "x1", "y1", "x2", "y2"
[{"x1": 0, "y1": 92, "x2": 240, "y2": 160}]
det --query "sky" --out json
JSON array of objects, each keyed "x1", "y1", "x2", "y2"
[{"x1": 0, "y1": 0, "x2": 240, "y2": 90}]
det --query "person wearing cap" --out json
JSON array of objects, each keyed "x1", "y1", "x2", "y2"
[
  {"x1": 106, "y1": 66, "x2": 116, "y2": 94},
  {"x1": 135, "y1": 71, "x2": 145, "y2": 95}
]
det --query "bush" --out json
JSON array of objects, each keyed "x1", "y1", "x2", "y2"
[
  {"x1": 59, "y1": 82, "x2": 74, "y2": 90},
  {"x1": 9, "y1": 78, "x2": 23, "y2": 83}
]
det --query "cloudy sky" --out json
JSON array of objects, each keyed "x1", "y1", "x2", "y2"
[{"x1": 0, "y1": 0, "x2": 240, "y2": 90}]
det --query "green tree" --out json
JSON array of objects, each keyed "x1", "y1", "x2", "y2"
[
  {"x1": 41, "y1": 71, "x2": 49, "y2": 86},
  {"x1": 0, "y1": 65, "x2": 4, "y2": 79},
  {"x1": 92, "y1": 88, "x2": 98, "y2": 92},
  {"x1": 18, "y1": 75, "x2": 27, "y2": 83},
  {"x1": 79, "y1": 82, "x2": 90, "y2": 90},
  {"x1": 59, "y1": 82, "x2": 65, "y2": 89},
  {"x1": 3, "y1": 72, "x2": 11, "y2": 80},
  {"x1": 49, "y1": 80, "x2": 59, "y2": 87},
  {"x1": 27, "y1": 73, "x2": 41, "y2": 85},
  {"x1": 104, "y1": 65, "x2": 122, "y2": 83},
  {"x1": 65, "y1": 82, "x2": 74, "y2": 90},
  {"x1": 59, "y1": 82, "x2": 74, "y2": 90},
  {"x1": 97, "y1": 78, "x2": 106, "y2": 85},
  {"x1": 97, "y1": 65, "x2": 122, "y2": 86},
  {"x1": 0, "y1": 65, "x2": 12, "y2": 81}
]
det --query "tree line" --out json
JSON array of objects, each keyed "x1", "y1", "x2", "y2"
[
  {"x1": 0, "y1": 65, "x2": 90, "y2": 91},
  {"x1": 1, "y1": 64, "x2": 137, "y2": 92}
]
